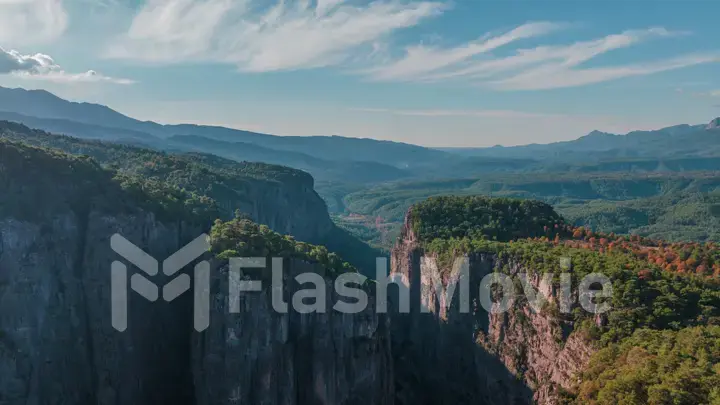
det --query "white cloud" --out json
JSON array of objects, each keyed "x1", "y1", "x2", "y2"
[
  {"x1": 105, "y1": 0, "x2": 446, "y2": 71},
  {"x1": 363, "y1": 26, "x2": 719, "y2": 90},
  {"x1": 361, "y1": 22, "x2": 564, "y2": 81},
  {"x1": 710, "y1": 90, "x2": 720, "y2": 97},
  {"x1": 1, "y1": 47, "x2": 134, "y2": 84},
  {"x1": 0, "y1": 0, "x2": 68, "y2": 45},
  {"x1": 491, "y1": 53, "x2": 720, "y2": 91}
]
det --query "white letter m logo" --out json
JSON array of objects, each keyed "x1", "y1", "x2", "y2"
[{"x1": 110, "y1": 234, "x2": 211, "y2": 332}]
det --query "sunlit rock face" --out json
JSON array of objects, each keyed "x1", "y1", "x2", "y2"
[{"x1": 389, "y1": 215, "x2": 594, "y2": 405}]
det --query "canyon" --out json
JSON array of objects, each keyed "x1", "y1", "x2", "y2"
[
  {"x1": 390, "y1": 217, "x2": 596, "y2": 405},
  {"x1": 1, "y1": 132, "x2": 718, "y2": 404},
  {"x1": 0, "y1": 138, "x2": 581, "y2": 405}
]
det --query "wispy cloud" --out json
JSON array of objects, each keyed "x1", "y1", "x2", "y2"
[
  {"x1": 359, "y1": 21, "x2": 564, "y2": 81},
  {"x1": 710, "y1": 90, "x2": 720, "y2": 97},
  {"x1": 492, "y1": 53, "x2": 720, "y2": 91},
  {"x1": 0, "y1": 0, "x2": 68, "y2": 45},
  {"x1": 1, "y1": 47, "x2": 134, "y2": 84},
  {"x1": 105, "y1": 0, "x2": 447, "y2": 72},
  {"x1": 363, "y1": 26, "x2": 719, "y2": 90}
]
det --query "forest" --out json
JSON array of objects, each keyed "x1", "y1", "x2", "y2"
[
  {"x1": 407, "y1": 195, "x2": 720, "y2": 404},
  {"x1": 322, "y1": 171, "x2": 720, "y2": 249}
]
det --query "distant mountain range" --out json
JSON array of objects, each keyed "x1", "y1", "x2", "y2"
[
  {"x1": 439, "y1": 119, "x2": 720, "y2": 161},
  {"x1": 0, "y1": 86, "x2": 541, "y2": 181},
  {"x1": 169, "y1": 134, "x2": 411, "y2": 183},
  {"x1": 1, "y1": 85, "x2": 720, "y2": 181},
  {"x1": 0, "y1": 86, "x2": 444, "y2": 166}
]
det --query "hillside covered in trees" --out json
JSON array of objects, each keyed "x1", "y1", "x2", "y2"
[
  {"x1": 408, "y1": 195, "x2": 568, "y2": 242},
  {"x1": 576, "y1": 326, "x2": 720, "y2": 404},
  {"x1": 325, "y1": 172, "x2": 720, "y2": 249},
  {"x1": 403, "y1": 195, "x2": 720, "y2": 404},
  {"x1": 0, "y1": 121, "x2": 381, "y2": 273}
]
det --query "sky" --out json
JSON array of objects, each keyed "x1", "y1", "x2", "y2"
[{"x1": 0, "y1": 0, "x2": 719, "y2": 147}]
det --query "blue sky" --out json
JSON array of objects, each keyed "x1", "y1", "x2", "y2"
[{"x1": 0, "y1": 0, "x2": 719, "y2": 147}]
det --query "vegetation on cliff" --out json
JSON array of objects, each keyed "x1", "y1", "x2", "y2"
[
  {"x1": 576, "y1": 326, "x2": 720, "y2": 405},
  {"x1": 0, "y1": 139, "x2": 217, "y2": 223},
  {"x1": 415, "y1": 196, "x2": 720, "y2": 279},
  {"x1": 406, "y1": 195, "x2": 720, "y2": 404},
  {"x1": 326, "y1": 172, "x2": 720, "y2": 249},
  {"x1": 209, "y1": 217, "x2": 356, "y2": 277},
  {"x1": 0, "y1": 135, "x2": 360, "y2": 281},
  {"x1": 557, "y1": 226, "x2": 720, "y2": 278},
  {"x1": 0, "y1": 121, "x2": 315, "y2": 194},
  {"x1": 409, "y1": 195, "x2": 567, "y2": 242},
  {"x1": 424, "y1": 237, "x2": 720, "y2": 342},
  {"x1": 0, "y1": 121, "x2": 383, "y2": 272},
  {"x1": 0, "y1": 121, "x2": 322, "y2": 225}
]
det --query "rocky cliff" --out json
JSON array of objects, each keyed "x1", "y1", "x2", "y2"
[
  {"x1": 0, "y1": 140, "x2": 392, "y2": 405},
  {"x1": 0, "y1": 120, "x2": 334, "y2": 244},
  {"x1": 194, "y1": 258, "x2": 393, "y2": 405},
  {"x1": 0, "y1": 121, "x2": 382, "y2": 275},
  {"x1": 0, "y1": 212, "x2": 202, "y2": 404},
  {"x1": 0, "y1": 140, "x2": 203, "y2": 403},
  {"x1": 390, "y1": 216, "x2": 595, "y2": 405}
]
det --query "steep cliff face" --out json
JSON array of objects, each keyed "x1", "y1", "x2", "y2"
[
  {"x1": 194, "y1": 259, "x2": 393, "y2": 405},
  {"x1": 0, "y1": 141, "x2": 392, "y2": 404},
  {"x1": 390, "y1": 218, "x2": 594, "y2": 405},
  {"x1": 474, "y1": 257, "x2": 595, "y2": 404},
  {"x1": 228, "y1": 173, "x2": 334, "y2": 243},
  {"x1": 0, "y1": 121, "x2": 385, "y2": 274},
  {"x1": 0, "y1": 212, "x2": 201, "y2": 404},
  {"x1": 0, "y1": 141, "x2": 202, "y2": 403},
  {"x1": 0, "y1": 121, "x2": 334, "y2": 244}
]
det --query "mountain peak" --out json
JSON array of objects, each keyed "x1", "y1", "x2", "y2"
[
  {"x1": 707, "y1": 117, "x2": 720, "y2": 130},
  {"x1": 585, "y1": 130, "x2": 615, "y2": 138}
]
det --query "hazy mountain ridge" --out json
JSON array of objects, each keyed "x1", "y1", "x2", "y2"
[
  {"x1": 0, "y1": 86, "x2": 447, "y2": 167},
  {"x1": 0, "y1": 110, "x2": 163, "y2": 143},
  {"x1": 4, "y1": 85, "x2": 718, "y2": 181},
  {"x1": 441, "y1": 118, "x2": 720, "y2": 161},
  {"x1": 170, "y1": 134, "x2": 413, "y2": 183}
]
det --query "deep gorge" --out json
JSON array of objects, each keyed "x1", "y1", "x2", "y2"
[{"x1": 1, "y1": 132, "x2": 718, "y2": 405}]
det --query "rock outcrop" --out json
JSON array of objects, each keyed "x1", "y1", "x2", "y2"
[
  {"x1": 390, "y1": 217, "x2": 594, "y2": 405},
  {"x1": 0, "y1": 120, "x2": 334, "y2": 244},
  {"x1": 0, "y1": 141, "x2": 392, "y2": 405},
  {"x1": 1, "y1": 137, "x2": 598, "y2": 405},
  {"x1": 0, "y1": 210, "x2": 202, "y2": 403},
  {"x1": 194, "y1": 259, "x2": 393, "y2": 405},
  {"x1": 0, "y1": 121, "x2": 382, "y2": 275}
]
